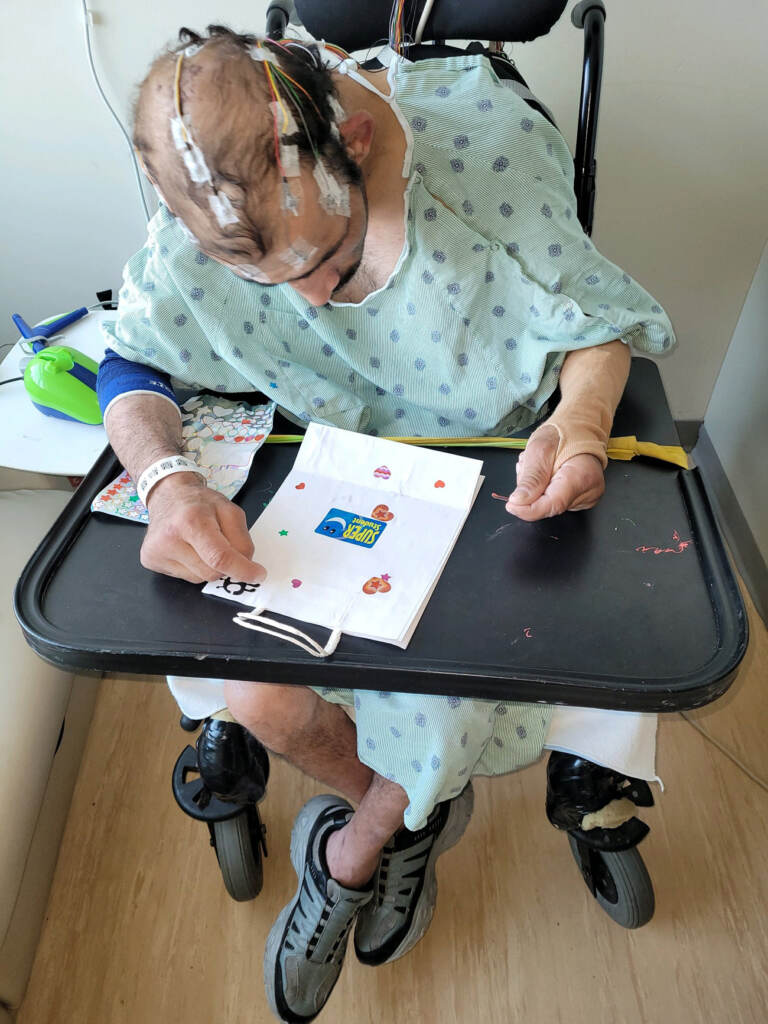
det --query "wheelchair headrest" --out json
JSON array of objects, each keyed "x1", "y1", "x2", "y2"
[{"x1": 293, "y1": 0, "x2": 568, "y2": 53}]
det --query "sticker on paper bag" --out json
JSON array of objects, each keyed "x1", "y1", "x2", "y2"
[{"x1": 315, "y1": 508, "x2": 387, "y2": 547}]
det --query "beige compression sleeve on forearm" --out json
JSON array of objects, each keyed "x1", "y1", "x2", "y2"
[{"x1": 546, "y1": 340, "x2": 631, "y2": 473}]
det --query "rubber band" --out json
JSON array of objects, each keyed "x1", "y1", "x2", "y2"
[{"x1": 262, "y1": 434, "x2": 690, "y2": 469}]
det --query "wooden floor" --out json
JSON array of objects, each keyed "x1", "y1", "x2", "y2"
[{"x1": 19, "y1": 585, "x2": 768, "y2": 1024}]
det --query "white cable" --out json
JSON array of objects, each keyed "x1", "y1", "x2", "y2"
[
  {"x1": 680, "y1": 712, "x2": 768, "y2": 793},
  {"x1": 80, "y1": 0, "x2": 151, "y2": 222},
  {"x1": 414, "y1": 0, "x2": 438, "y2": 44}
]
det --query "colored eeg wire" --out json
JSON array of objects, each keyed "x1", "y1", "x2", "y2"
[
  {"x1": 262, "y1": 57, "x2": 288, "y2": 177},
  {"x1": 389, "y1": 0, "x2": 407, "y2": 53},
  {"x1": 173, "y1": 53, "x2": 189, "y2": 142},
  {"x1": 256, "y1": 38, "x2": 326, "y2": 180}
]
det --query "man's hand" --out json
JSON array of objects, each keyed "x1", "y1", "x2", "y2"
[
  {"x1": 141, "y1": 472, "x2": 267, "y2": 584},
  {"x1": 504, "y1": 423, "x2": 606, "y2": 522}
]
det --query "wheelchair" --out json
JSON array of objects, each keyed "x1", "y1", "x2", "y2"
[{"x1": 171, "y1": 0, "x2": 658, "y2": 930}]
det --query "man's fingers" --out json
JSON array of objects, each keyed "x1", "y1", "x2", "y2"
[
  {"x1": 190, "y1": 518, "x2": 267, "y2": 584},
  {"x1": 507, "y1": 458, "x2": 610, "y2": 524},
  {"x1": 163, "y1": 559, "x2": 208, "y2": 585},
  {"x1": 507, "y1": 425, "x2": 559, "y2": 506},
  {"x1": 175, "y1": 543, "x2": 233, "y2": 583},
  {"x1": 216, "y1": 501, "x2": 255, "y2": 559},
  {"x1": 518, "y1": 487, "x2": 596, "y2": 521}
]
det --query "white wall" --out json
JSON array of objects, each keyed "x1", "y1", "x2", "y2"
[
  {"x1": 2, "y1": 1, "x2": 767, "y2": 420},
  {"x1": 702, "y1": 240, "x2": 768, "y2": 557}
]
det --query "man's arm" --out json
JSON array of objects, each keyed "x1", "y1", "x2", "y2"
[
  {"x1": 105, "y1": 394, "x2": 266, "y2": 584},
  {"x1": 506, "y1": 340, "x2": 631, "y2": 522}
]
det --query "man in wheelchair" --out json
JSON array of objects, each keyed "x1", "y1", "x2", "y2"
[{"x1": 99, "y1": 26, "x2": 672, "y2": 1022}]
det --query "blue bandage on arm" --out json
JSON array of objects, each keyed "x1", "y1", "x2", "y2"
[{"x1": 97, "y1": 348, "x2": 181, "y2": 420}]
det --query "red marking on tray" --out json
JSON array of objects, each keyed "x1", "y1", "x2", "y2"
[{"x1": 636, "y1": 529, "x2": 692, "y2": 555}]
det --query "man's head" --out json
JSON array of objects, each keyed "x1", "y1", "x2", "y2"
[{"x1": 133, "y1": 26, "x2": 373, "y2": 304}]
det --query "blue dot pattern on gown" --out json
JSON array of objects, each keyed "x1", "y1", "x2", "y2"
[
  {"x1": 308, "y1": 685, "x2": 553, "y2": 830},
  {"x1": 105, "y1": 54, "x2": 677, "y2": 822}
]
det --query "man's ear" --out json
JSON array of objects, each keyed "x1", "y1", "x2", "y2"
[{"x1": 337, "y1": 111, "x2": 375, "y2": 165}]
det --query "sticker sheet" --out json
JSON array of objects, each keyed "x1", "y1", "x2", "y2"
[
  {"x1": 91, "y1": 396, "x2": 275, "y2": 524},
  {"x1": 203, "y1": 423, "x2": 483, "y2": 648}
]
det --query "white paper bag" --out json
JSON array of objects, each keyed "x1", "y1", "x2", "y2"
[{"x1": 203, "y1": 424, "x2": 483, "y2": 652}]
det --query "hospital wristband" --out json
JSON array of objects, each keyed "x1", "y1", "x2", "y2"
[{"x1": 137, "y1": 455, "x2": 207, "y2": 505}]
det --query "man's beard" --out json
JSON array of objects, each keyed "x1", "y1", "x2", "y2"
[
  {"x1": 332, "y1": 179, "x2": 369, "y2": 296},
  {"x1": 333, "y1": 253, "x2": 364, "y2": 294}
]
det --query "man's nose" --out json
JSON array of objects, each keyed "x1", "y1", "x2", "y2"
[{"x1": 291, "y1": 267, "x2": 340, "y2": 307}]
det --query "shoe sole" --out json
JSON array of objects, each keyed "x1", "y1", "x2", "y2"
[
  {"x1": 368, "y1": 781, "x2": 475, "y2": 966},
  {"x1": 264, "y1": 795, "x2": 350, "y2": 1023}
]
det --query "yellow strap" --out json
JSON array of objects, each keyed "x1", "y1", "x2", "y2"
[{"x1": 264, "y1": 434, "x2": 690, "y2": 469}]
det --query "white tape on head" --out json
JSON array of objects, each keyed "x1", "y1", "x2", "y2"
[
  {"x1": 279, "y1": 143, "x2": 301, "y2": 178},
  {"x1": 271, "y1": 101, "x2": 298, "y2": 137},
  {"x1": 184, "y1": 43, "x2": 202, "y2": 57},
  {"x1": 247, "y1": 44, "x2": 266, "y2": 62},
  {"x1": 313, "y1": 159, "x2": 350, "y2": 217},
  {"x1": 281, "y1": 179, "x2": 302, "y2": 216},
  {"x1": 232, "y1": 263, "x2": 272, "y2": 283},
  {"x1": 170, "y1": 117, "x2": 213, "y2": 185},
  {"x1": 329, "y1": 96, "x2": 346, "y2": 122},
  {"x1": 170, "y1": 116, "x2": 187, "y2": 150},
  {"x1": 278, "y1": 239, "x2": 319, "y2": 270},
  {"x1": 208, "y1": 191, "x2": 239, "y2": 227}
]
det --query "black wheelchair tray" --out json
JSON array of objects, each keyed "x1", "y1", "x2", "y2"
[{"x1": 15, "y1": 359, "x2": 747, "y2": 711}]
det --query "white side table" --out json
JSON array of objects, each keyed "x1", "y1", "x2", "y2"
[{"x1": 0, "y1": 310, "x2": 111, "y2": 475}]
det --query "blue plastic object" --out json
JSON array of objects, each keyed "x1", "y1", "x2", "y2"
[{"x1": 12, "y1": 308, "x2": 89, "y2": 352}]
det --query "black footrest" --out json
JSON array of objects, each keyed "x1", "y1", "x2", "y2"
[{"x1": 172, "y1": 745, "x2": 245, "y2": 823}]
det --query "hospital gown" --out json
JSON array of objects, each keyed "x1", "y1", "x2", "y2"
[{"x1": 105, "y1": 49, "x2": 675, "y2": 828}]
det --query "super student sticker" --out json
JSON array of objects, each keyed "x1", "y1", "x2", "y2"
[{"x1": 315, "y1": 508, "x2": 387, "y2": 548}]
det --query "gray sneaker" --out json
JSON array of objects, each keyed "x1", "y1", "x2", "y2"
[
  {"x1": 264, "y1": 795, "x2": 373, "y2": 1023},
  {"x1": 354, "y1": 782, "x2": 474, "y2": 966}
]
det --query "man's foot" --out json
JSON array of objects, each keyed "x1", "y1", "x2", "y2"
[
  {"x1": 354, "y1": 782, "x2": 474, "y2": 966},
  {"x1": 264, "y1": 795, "x2": 373, "y2": 1023}
]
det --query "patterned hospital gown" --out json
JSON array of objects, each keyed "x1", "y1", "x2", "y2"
[{"x1": 106, "y1": 51, "x2": 676, "y2": 829}]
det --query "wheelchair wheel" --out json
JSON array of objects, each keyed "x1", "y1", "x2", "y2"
[
  {"x1": 212, "y1": 806, "x2": 265, "y2": 902},
  {"x1": 568, "y1": 834, "x2": 655, "y2": 929}
]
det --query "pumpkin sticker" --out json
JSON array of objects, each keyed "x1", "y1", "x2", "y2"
[
  {"x1": 362, "y1": 574, "x2": 392, "y2": 595},
  {"x1": 371, "y1": 504, "x2": 395, "y2": 522}
]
